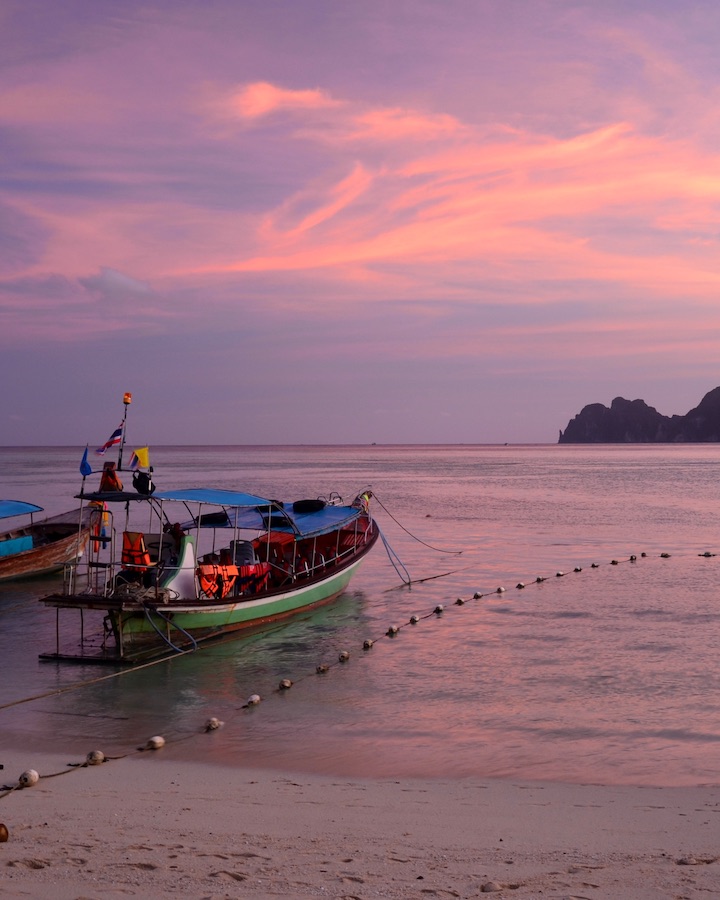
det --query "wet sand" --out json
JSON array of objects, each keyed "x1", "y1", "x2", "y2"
[{"x1": 0, "y1": 750, "x2": 719, "y2": 898}]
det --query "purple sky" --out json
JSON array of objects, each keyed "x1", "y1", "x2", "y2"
[{"x1": 3, "y1": 0, "x2": 720, "y2": 446}]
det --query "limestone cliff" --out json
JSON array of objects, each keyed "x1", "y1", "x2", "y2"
[{"x1": 558, "y1": 387, "x2": 720, "y2": 443}]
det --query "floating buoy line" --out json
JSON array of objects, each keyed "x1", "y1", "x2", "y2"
[{"x1": 1, "y1": 546, "x2": 711, "y2": 815}]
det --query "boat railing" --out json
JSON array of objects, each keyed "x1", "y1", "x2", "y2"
[
  {"x1": 59, "y1": 506, "x2": 118, "y2": 596},
  {"x1": 257, "y1": 516, "x2": 374, "y2": 588}
]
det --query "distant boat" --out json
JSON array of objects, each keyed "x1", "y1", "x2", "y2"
[
  {"x1": 40, "y1": 485, "x2": 378, "y2": 664},
  {"x1": 0, "y1": 500, "x2": 92, "y2": 583}
]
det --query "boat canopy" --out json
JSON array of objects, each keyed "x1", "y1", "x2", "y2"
[
  {"x1": 154, "y1": 488, "x2": 274, "y2": 507},
  {"x1": 76, "y1": 487, "x2": 276, "y2": 506},
  {"x1": 152, "y1": 488, "x2": 363, "y2": 539},
  {"x1": 225, "y1": 502, "x2": 362, "y2": 538},
  {"x1": 74, "y1": 487, "x2": 364, "y2": 539},
  {"x1": 0, "y1": 500, "x2": 44, "y2": 520}
]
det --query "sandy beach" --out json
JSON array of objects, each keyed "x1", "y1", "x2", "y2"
[{"x1": 0, "y1": 748, "x2": 718, "y2": 899}]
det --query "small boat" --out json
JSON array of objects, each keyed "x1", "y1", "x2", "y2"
[
  {"x1": 0, "y1": 500, "x2": 92, "y2": 583},
  {"x1": 40, "y1": 484, "x2": 379, "y2": 664}
]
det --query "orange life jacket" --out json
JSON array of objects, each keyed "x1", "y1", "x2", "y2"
[
  {"x1": 99, "y1": 462, "x2": 123, "y2": 492},
  {"x1": 121, "y1": 532, "x2": 151, "y2": 571},
  {"x1": 198, "y1": 564, "x2": 238, "y2": 599}
]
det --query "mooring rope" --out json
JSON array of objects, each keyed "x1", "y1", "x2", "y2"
[
  {"x1": 377, "y1": 524, "x2": 412, "y2": 585},
  {"x1": 0, "y1": 647, "x2": 199, "y2": 713},
  {"x1": 372, "y1": 494, "x2": 465, "y2": 554}
]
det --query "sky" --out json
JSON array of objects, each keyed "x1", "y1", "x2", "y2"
[{"x1": 2, "y1": 0, "x2": 720, "y2": 446}]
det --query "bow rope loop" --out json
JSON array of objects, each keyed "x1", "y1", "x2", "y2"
[{"x1": 372, "y1": 494, "x2": 464, "y2": 554}]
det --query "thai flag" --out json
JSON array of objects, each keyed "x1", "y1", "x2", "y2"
[{"x1": 96, "y1": 423, "x2": 123, "y2": 455}]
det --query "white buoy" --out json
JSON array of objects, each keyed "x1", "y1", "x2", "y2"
[
  {"x1": 316, "y1": 663, "x2": 329, "y2": 673},
  {"x1": 556, "y1": 571, "x2": 564, "y2": 577},
  {"x1": 434, "y1": 604, "x2": 444, "y2": 614},
  {"x1": 338, "y1": 650, "x2": 350, "y2": 662},
  {"x1": 279, "y1": 679, "x2": 293, "y2": 690},
  {"x1": 86, "y1": 750, "x2": 105, "y2": 766},
  {"x1": 246, "y1": 694, "x2": 261, "y2": 706},
  {"x1": 574, "y1": 566, "x2": 582, "y2": 573},
  {"x1": 409, "y1": 615, "x2": 419, "y2": 624},
  {"x1": 204, "y1": 717, "x2": 224, "y2": 731},
  {"x1": 473, "y1": 591, "x2": 482, "y2": 599},
  {"x1": 387, "y1": 625, "x2": 399, "y2": 636},
  {"x1": 363, "y1": 639, "x2": 374, "y2": 649},
  {"x1": 18, "y1": 769, "x2": 39, "y2": 788},
  {"x1": 516, "y1": 582, "x2": 525, "y2": 589},
  {"x1": 145, "y1": 736, "x2": 165, "y2": 750},
  {"x1": 455, "y1": 597, "x2": 465, "y2": 605}
]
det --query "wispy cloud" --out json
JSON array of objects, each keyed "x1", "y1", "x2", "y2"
[
  {"x1": 3, "y1": 2, "x2": 720, "y2": 442},
  {"x1": 228, "y1": 82, "x2": 343, "y2": 119},
  {"x1": 179, "y1": 94, "x2": 720, "y2": 310}
]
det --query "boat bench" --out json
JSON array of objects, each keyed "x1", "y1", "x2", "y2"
[{"x1": 0, "y1": 535, "x2": 33, "y2": 557}]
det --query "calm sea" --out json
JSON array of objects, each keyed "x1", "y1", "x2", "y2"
[{"x1": 1, "y1": 444, "x2": 720, "y2": 787}]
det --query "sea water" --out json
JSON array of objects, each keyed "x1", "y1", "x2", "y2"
[{"x1": 1, "y1": 443, "x2": 719, "y2": 787}]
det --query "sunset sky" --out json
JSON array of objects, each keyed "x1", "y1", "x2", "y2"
[{"x1": 3, "y1": 0, "x2": 720, "y2": 446}]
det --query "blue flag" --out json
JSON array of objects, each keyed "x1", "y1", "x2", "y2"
[{"x1": 80, "y1": 446, "x2": 93, "y2": 477}]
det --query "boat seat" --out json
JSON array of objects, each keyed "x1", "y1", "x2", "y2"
[
  {"x1": 0, "y1": 535, "x2": 33, "y2": 557},
  {"x1": 230, "y1": 540, "x2": 256, "y2": 566},
  {"x1": 143, "y1": 533, "x2": 176, "y2": 565}
]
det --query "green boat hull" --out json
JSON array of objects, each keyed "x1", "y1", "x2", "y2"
[{"x1": 117, "y1": 556, "x2": 361, "y2": 639}]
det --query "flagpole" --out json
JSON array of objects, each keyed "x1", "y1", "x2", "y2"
[{"x1": 117, "y1": 392, "x2": 132, "y2": 471}]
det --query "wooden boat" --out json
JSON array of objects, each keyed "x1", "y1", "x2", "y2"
[
  {"x1": 40, "y1": 485, "x2": 378, "y2": 664},
  {"x1": 0, "y1": 500, "x2": 91, "y2": 583}
]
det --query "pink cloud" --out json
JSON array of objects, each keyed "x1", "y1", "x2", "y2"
[
  {"x1": 228, "y1": 81, "x2": 342, "y2": 119},
  {"x1": 174, "y1": 109, "x2": 720, "y2": 308},
  {"x1": 260, "y1": 163, "x2": 375, "y2": 242},
  {"x1": 348, "y1": 108, "x2": 464, "y2": 142}
]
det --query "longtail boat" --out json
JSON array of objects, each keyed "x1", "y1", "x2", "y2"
[
  {"x1": 40, "y1": 485, "x2": 378, "y2": 664},
  {"x1": 0, "y1": 500, "x2": 91, "y2": 583}
]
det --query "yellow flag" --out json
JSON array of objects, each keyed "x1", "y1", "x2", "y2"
[{"x1": 131, "y1": 446, "x2": 150, "y2": 469}]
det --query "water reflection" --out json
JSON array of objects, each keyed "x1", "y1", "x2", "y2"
[{"x1": 1, "y1": 445, "x2": 720, "y2": 786}]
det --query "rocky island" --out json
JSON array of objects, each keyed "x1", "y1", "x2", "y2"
[{"x1": 558, "y1": 386, "x2": 720, "y2": 443}]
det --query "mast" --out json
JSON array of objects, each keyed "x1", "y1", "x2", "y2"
[{"x1": 117, "y1": 392, "x2": 132, "y2": 471}]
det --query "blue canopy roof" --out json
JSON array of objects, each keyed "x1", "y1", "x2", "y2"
[
  {"x1": 151, "y1": 489, "x2": 363, "y2": 538},
  {"x1": 76, "y1": 487, "x2": 276, "y2": 505},
  {"x1": 153, "y1": 488, "x2": 274, "y2": 507},
  {"x1": 0, "y1": 500, "x2": 44, "y2": 520},
  {"x1": 228, "y1": 503, "x2": 362, "y2": 538},
  {"x1": 74, "y1": 487, "x2": 365, "y2": 539}
]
